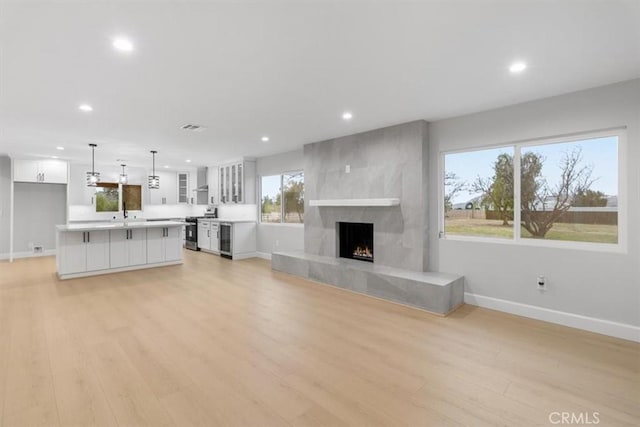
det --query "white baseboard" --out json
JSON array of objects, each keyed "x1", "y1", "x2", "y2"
[
  {"x1": 231, "y1": 252, "x2": 259, "y2": 261},
  {"x1": 11, "y1": 249, "x2": 57, "y2": 259},
  {"x1": 256, "y1": 251, "x2": 272, "y2": 260},
  {"x1": 464, "y1": 292, "x2": 640, "y2": 343}
]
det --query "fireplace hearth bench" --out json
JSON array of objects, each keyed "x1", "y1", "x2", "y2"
[{"x1": 272, "y1": 251, "x2": 464, "y2": 316}]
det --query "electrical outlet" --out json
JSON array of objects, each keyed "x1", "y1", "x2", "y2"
[
  {"x1": 537, "y1": 275, "x2": 546, "y2": 291},
  {"x1": 345, "y1": 165, "x2": 351, "y2": 173}
]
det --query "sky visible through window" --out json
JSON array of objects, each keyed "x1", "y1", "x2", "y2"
[
  {"x1": 445, "y1": 136, "x2": 618, "y2": 205},
  {"x1": 262, "y1": 175, "x2": 281, "y2": 201}
]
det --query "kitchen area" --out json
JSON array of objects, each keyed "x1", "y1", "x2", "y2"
[
  {"x1": 3, "y1": 153, "x2": 259, "y2": 278},
  {"x1": 186, "y1": 215, "x2": 256, "y2": 260}
]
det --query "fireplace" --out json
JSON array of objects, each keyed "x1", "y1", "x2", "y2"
[{"x1": 338, "y1": 222, "x2": 373, "y2": 262}]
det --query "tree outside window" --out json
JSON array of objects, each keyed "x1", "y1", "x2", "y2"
[
  {"x1": 443, "y1": 134, "x2": 618, "y2": 245},
  {"x1": 261, "y1": 172, "x2": 304, "y2": 224},
  {"x1": 283, "y1": 172, "x2": 304, "y2": 223},
  {"x1": 260, "y1": 175, "x2": 282, "y2": 223},
  {"x1": 95, "y1": 183, "x2": 119, "y2": 212}
]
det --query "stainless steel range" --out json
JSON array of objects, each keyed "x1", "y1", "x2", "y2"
[{"x1": 184, "y1": 216, "x2": 202, "y2": 251}]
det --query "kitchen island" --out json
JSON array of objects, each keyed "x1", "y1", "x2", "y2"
[{"x1": 56, "y1": 220, "x2": 186, "y2": 279}]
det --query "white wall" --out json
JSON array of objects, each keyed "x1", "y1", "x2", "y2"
[
  {"x1": 0, "y1": 156, "x2": 11, "y2": 257},
  {"x1": 255, "y1": 149, "x2": 305, "y2": 256},
  {"x1": 428, "y1": 79, "x2": 640, "y2": 334},
  {"x1": 13, "y1": 182, "x2": 66, "y2": 254}
]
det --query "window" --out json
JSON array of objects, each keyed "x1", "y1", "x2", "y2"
[
  {"x1": 260, "y1": 171, "x2": 304, "y2": 224},
  {"x1": 442, "y1": 131, "x2": 621, "y2": 247},
  {"x1": 283, "y1": 172, "x2": 304, "y2": 223},
  {"x1": 261, "y1": 175, "x2": 282, "y2": 223},
  {"x1": 520, "y1": 136, "x2": 618, "y2": 244},
  {"x1": 123, "y1": 184, "x2": 142, "y2": 211},
  {"x1": 95, "y1": 183, "x2": 119, "y2": 212},
  {"x1": 444, "y1": 147, "x2": 514, "y2": 239}
]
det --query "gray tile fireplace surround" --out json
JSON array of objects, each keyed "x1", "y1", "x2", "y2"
[{"x1": 272, "y1": 252, "x2": 464, "y2": 315}]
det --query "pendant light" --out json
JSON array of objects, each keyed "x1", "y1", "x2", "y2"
[
  {"x1": 86, "y1": 143, "x2": 100, "y2": 186},
  {"x1": 119, "y1": 164, "x2": 128, "y2": 184},
  {"x1": 148, "y1": 150, "x2": 160, "y2": 189}
]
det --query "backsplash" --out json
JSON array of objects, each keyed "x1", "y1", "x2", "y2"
[
  {"x1": 67, "y1": 203, "x2": 257, "y2": 222},
  {"x1": 68, "y1": 204, "x2": 205, "y2": 222},
  {"x1": 217, "y1": 204, "x2": 257, "y2": 220}
]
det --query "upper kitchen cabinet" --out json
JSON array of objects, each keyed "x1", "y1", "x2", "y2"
[
  {"x1": 148, "y1": 171, "x2": 177, "y2": 205},
  {"x1": 218, "y1": 159, "x2": 255, "y2": 204},
  {"x1": 177, "y1": 172, "x2": 189, "y2": 204},
  {"x1": 207, "y1": 166, "x2": 219, "y2": 205},
  {"x1": 68, "y1": 163, "x2": 96, "y2": 205},
  {"x1": 13, "y1": 159, "x2": 68, "y2": 184}
]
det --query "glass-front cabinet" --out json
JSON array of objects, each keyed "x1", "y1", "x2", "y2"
[
  {"x1": 218, "y1": 160, "x2": 255, "y2": 204},
  {"x1": 177, "y1": 172, "x2": 188, "y2": 203}
]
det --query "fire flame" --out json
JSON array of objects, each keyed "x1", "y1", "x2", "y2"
[{"x1": 353, "y1": 246, "x2": 373, "y2": 258}]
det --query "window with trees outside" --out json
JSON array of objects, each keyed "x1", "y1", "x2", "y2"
[
  {"x1": 443, "y1": 132, "x2": 621, "y2": 247},
  {"x1": 95, "y1": 183, "x2": 119, "y2": 212},
  {"x1": 261, "y1": 172, "x2": 304, "y2": 224}
]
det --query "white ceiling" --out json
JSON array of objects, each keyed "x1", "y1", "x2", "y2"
[{"x1": 1, "y1": 0, "x2": 639, "y2": 169}]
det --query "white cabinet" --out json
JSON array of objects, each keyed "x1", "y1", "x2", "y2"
[
  {"x1": 148, "y1": 171, "x2": 191, "y2": 205},
  {"x1": 218, "y1": 222, "x2": 256, "y2": 260},
  {"x1": 149, "y1": 171, "x2": 177, "y2": 205},
  {"x1": 218, "y1": 160, "x2": 255, "y2": 204},
  {"x1": 231, "y1": 222, "x2": 256, "y2": 259},
  {"x1": 14, "y1": 159, "x2": 68, "y2": 184},
  {"x1": 177, "y1": 172, "x2": 189, "y2": 204},
  {"x1": 147, "y1": 226, "x2": 182, "y2": 263},
  {"x1": 13, "y1": 160, "x2": 38, "y2": 182},
  {"x1": 207, "y1": 166, "x2": 219, "y2": 205},
  {"x1": 67, "y1": 164, "x2": 98, "y2": 206},
  {"x1": 57, "y1": 224, "x2": 184, "y2": 279},
  {"x1": 110, "y1": 229, "x2": 147, "y2": 268},
  {"x1": 210, "y1": 223, "x2": 219, "y2": 253},
  {"x1": 59, "y1": 230, "x2": 109, "y2": 274},
  {"x1": 197, "y1": 220, "x2": 219, "y2": 253},
  {"x1": 197, "y1": 220, "x2": 209, "y2": 250}
]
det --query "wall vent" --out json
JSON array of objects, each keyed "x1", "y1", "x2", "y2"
[{"x1": 181, "y1": 124, "x2": 206, "y2": 132}]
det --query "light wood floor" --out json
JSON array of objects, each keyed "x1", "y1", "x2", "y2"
[{"x1": 0, "y1": 251, "x2": 638, "y2": 427}]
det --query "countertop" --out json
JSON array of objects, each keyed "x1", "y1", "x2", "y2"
[
  {"x1": 196, "y1": 218, "x2": 257, "y2": 223},
  {"x1": 56, "y1": 220, "x2": 187, "y2": 232}
]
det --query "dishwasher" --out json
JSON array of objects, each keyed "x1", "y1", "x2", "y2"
[{"x1": 219, "y1": 222, "x2": 232, "y2": 259}]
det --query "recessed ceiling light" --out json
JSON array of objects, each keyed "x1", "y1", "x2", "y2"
[
  {"x1": 56, "y1": 146, "x2": 64, "y2": 150},
  {"x1": 112, "y1": 37, "x2": 134, "y2": 53},
  {"x1": 52, "y1": 156, "x2": 58, "y2": 159},
  {"x1": 261, "y1": 136, "x2": 270, "y2": 142},
  {"x1": 185, "y1": 159, "x2": 192, "y2": 163},
  {"x1": 78, "y1": 104, "x2": 93, "y2": 112},
  {"x1": 342, "y1": 111, "x2": 353, "y2": 120},
  {"x1": 164, "y1": 165, "x2": 169, "y2": 168},
  {"x1": 509, "y1": 61, "x2": 527, "y2": 73}
]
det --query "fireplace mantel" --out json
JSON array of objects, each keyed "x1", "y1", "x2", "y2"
[{"x1": 309, "y1": 198, "x2": 400, "y2": 207}]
